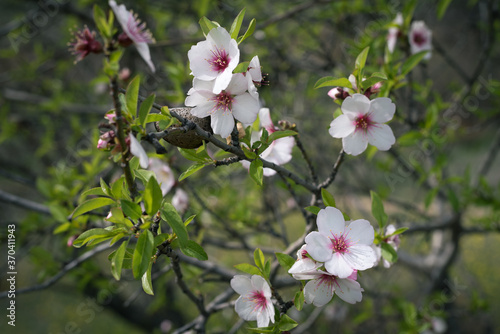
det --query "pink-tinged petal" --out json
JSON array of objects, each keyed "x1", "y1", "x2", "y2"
[
  {"x1": 265, "y1": 302, "x2": 275, "y2": 325},
  {"x1": 234, "y1": 296, "x2": 258, "y2": 321},
  {"x1": 232, "y1": 93, "x2": 260, "y2": 125},
  {"x1": 262, "y1": 168, "x2": 277, "y2": 177},
  {"x1": 185, "y1": 90, "x2": 211, "y2": 108},
  {"x1": 345, "y1": 219, "x2": 375, "y2": 245},
  {"x1": 190, "y1": 101, "x2": 216, "y2": 118},
  {"x1": 134, "y1": 42, "x2": 155, "y2": 72},
  {"x1": 369, "y1": 97, "x2": 395, "y2": 123},
  {"x1": 342, "y1": 244, "x2": 377, "y2": 271},
  {"x1": 342, "y1": 131, "x2": 368, "y2": 156},
  {"x1": 329, "y1": 114, "x2": 356, "y2": 138},
  {"x1": 288, "y1": 258, "x2": 322, "y2": 280},
  {"x1": 129, "y1": 133, "x2": 149, "y2": 168},
  {"x1": 246, "y1": 75, "x2": 259, "y2": 100},
  {"x1": 248, "y1": 55, "x2": 262, "y2": 82},
  {"x1": 188, "y1": 43, "x2": 217, "y2": 80},
  {"x1": 230, "y1": 275, "x2": 253, "y2": 295},
  {"x1": 335, "y1": 278, "x2": 363, "y2": 304},
  {"x1": 213, "y1": 69, "x2": 233, "y2": 94},
  {"x1": 211, "y1": 111, "x2": 235, "y2": 138},
  {"x1": 256, "y1": 311, "x2": 270, "y2": 328},
  {"x1": 251, "y1": 275, "x2": 271, "y2": 297},
  {"x1": 367, "y1": 124, "x2": 395, "y2": 151},
  {"x1": 348, "y1": 74, "x2": 357, "y2": 91},
  {"x1": 324, "y1": 253, "x2": 354, "y2": 278},
  {"x1": 347, "y1": 270, "x2": 358, "y2": 281},
  {"x1": 259, "y1": 108, "x2": 274, "y2": 133},
  {"x1": 328, "y1": 87, "x2": 341, "y2": 100},
  {"x1": 305, "y1": 232, "x2": 333, "y2": 262},
  {"x1": 342, "y1": 93, "x2": 371, "y2": 118},
  {"x1": 317, "y1": 207, "x2": 346, "y2": 237},
  {"x1": 304, "y1": 278, "x2": 334, "y2": 307},
  {"x1": 148, "y1": 158, "x2": 175, "y2": 196},
  {"x1": 264, "y1": 137, "x2": 294, "y2": 165}
]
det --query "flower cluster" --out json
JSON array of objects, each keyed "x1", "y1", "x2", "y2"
[
  {"x1": 240, "y1": 108, "x2": 295, "y2": 177},
  {"x1": 386, "y1": 12, "x2": 432, "y2": 59},
  {"x1": 185, "y1": 27, "x2": 261, "y2": 138},
  {"x1": 372, "y1": 224, "x2": 401, "y2": 268},
  {"x1": 288, "y1": 207, "x2": 377, "y2": 306}
]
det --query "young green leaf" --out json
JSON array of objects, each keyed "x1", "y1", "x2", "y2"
[
  {"x1": 254, "y1": 248, "x2": 265, "y2": 270},
  {"x1": 278, "y1": 314, "x2": 298, "y2": 331},
  {"x1": 230, "y1": 8, "x2": 246, "y2": 39},
  {"x1": 400, "y1": 50, "x2": 428, "y2": 76},
  {"x1": 141, "y1": 260, "x2": 154, "y2": 295},
  {"x1": 126, "y1": 76, "x2": 140, "y2": 117},
  {"x1": 72, "y1": 228, "x2": 114, "y2": 248},
  {"x1": 249, "y1": 159, "x2": 263, "y2": 186},
  {"x1": 294, "y1": 290, "x2": 304, "y2": 311},
  {"x1": 132, "y1": 229, "x2": 155, "y2": 279},
  {"x1": 160, "y1": 203, "x2": 188, "y2": 248},
  {"x1": 437, "y1": 0, "x2": 453, "y2": 19},
  {"x1": 355, "y1": 46, "x2": 370, "y2": 71},
  {"x1": 111, "y1": 239, "x2": 128, "y2": 280},
  {"x1": 381, "y1": 242, "x2": 398, "y2": 263},
  {"x1": 120, "y1": 199, "x2": 142, "y2": 220},
  {"x1": 199, "y1": 17, "x2": 219, "y2": 36},
  {"x1": 321, "y1": 188, "x2": 336, "y2": 207},
  {"x1": 237, "y1": 18, "x2": 256, "y2": 44},
  {"x1": 305, "y1": 206, "x2": 321, "y2": 215},
  {"x1": 179, "y1": 162, "x2": 206, "y2": 181},
  {"x1": 100, "y1": 178, "x2": 111, "y2": 197},
  {"x1": 387, "y1": 227, "x2": 408, "y2": 237},
  {"x1": 143, "y1": 176, "x2": 163, "y2": 216},
  {"x1": 93, "y1": 5, "x2": 111, "y2": 39},
  {"x1": 181, "y1": 240, "x2": 208, "y2": 261},
  {"x1": 233, "y1": 61, "x2": 250, "y2": 73},
  {"x1": 234, "y1": 263, "x2": 261, "y2": 276},
  {"x1": 370, "y1": 191, "x2": 388, "y2": 229},
  {"x1": 138, "y1": 94, "x2": 155, "y2": 128},
  {"x1": 267, "y1": 130, "x2": 297, "y2": 144},
  {"x1": 314, "y1": 76, "x2": 352, "y2": 89},
  {"x1": 71, "y1": 197, "x2": 115, "y2": 219},
  {"x1": 275, "y1": 252, "x2": 296, "y2": 272}
]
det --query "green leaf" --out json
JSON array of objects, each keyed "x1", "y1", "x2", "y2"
[
  {"x1": 321, "y1": 188, "x2": 336, "y2": 207},
  {"x1": 145, "y1": 113, "x2": 169, "y2": 123},
  {"x1": 370, "y1": 191, "x2": 388, "y2": 229},
  {"x1": 199, "y1": 17, "x2": 219, "y2": 36},
  {"x1": 160, "y1": 203, "x2": 188, "y2": 248},
  {"x1": 249, "y1": 159, "x2": 263, "y2": 186},
  {"x1": 126, "y1": 76, "x2": 140, "y2": 117},
  {"x1": 73, "y1": 228, "x2": 113, "y2": 248},
  {"x1": 233, "y1": 61, "x2": 250, "y2": 73},
  {"x1": 355, "y1": 46, "x2": 370, "y2": 71},
  {"x1": 93, "y1": 5, "x2": 111, "y2": 39},
  {"x1": 237, "y1": 18, "x2": 256, "y2": 44},
  {"x1": 275, "y1": 252, "x2": 296, "y2": 272},
  {"x1": 184, "y1": 215, "x2": 196, "y2": 226},
  {"x1": 81, "y1": 187, "x2": 108, "y2": 198},
  {"x1": 100, "y1": 178, "x2": 111, "y2": 197},
  {"x1": 132, "y1": 229, "x2": 155, "y2": 279},
  {"x1": 179, "y1": 162, "x2": 206, "y2": 181},
  {"x1": 138, "y1": 94, "x2": 155, "y2": 128},
  {"x1": 143, "y1": 176, "x2": 163, "y2": 216},
  {"x1": 179, "y1": 148, "x2": 205, "y2": 162},
  {"x1": 294, "y1": 290, "x2": 304, "y2": 311},
  {"x1": 360, "y1": 73, "x2": 387, "y2": 90},
  {"x1": 437, "y1": 0, "x2": 453, "y2": 19},
  {"x1": 72, "y1": 197, "x2": 115, "y2": 219},
  {"x1": 111, "y1": 239, "x2": 128, "y2": 280},
  {"x1": 181, "y1": 240, "x2": 208, "y2": 261},
  {"x1": 134, "y1": 169, "x2": 156, "y2": 184},
  {"x1": 230, "y1": 8, "x2": 246, "y2": 39},
  {"x1": 388, "y1": 227, "x2": 408, "y2": 237},
  {"x1": 447, "y1": 188, "x2": 460, "y2": 212},
  {"x1": 381, "y1": 242, "x2": 398, "y2": 263},
  {"x1": 154, "y1": 233, "x2": 170, "y2": 247},
  {"x1": 120, "y1": 199, "x2": 142, "y2": 220},
  {"x1": 246, "y1": 327, "x2": 274, "y2": 333},
  {"x1": 267, "y1": 130, "x2": 297, "y2": 143},
  {"x1": 401, "y1": 50, "x2": 429, "y2": 76},
  {"x1": 242, "y1": 146, "x2": 258, "y2": 159},
  {"x1": 397, "y1": 131, "x2": 423, "y2": 147},
  {"x1": 278, "y1": 314, "x2": 298, "y2": 331},
  {"x1": 234, "y1": 263, "x2": 261, "y2": 276},
  {"x1": 305, "y1": 206, "x2": 321, "y2": 215},
  {"x1": 314, "y1": 76, "x2": 352, "y2": 89},
  {"x1": 425, "y1": 187, "x2": 439, "y2": 209},
  {"x1": 141, "y1": 261, "x2": 154, "y2": 295},
  {"x1": 254, "y1": 248, "x2": 265, "y2": 270}
]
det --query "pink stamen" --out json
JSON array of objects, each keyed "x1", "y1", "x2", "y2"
[
  {"x1": 211, "y1": 91, "x2": 233, "y2": 115},
  {"x1": 250, "y1": 290, "x2": 268, "y2": 311},
  {"x1": 330, "y1": 231, "x2": 352, "y2": 254},
  {"x1": 208, "y1": 47, "x2": 230, "y2": 72},
  {"x1": 354, "y1": 114, "x2": 373, "y2": 133},
  {"x1": 412, "y1": 32, "x2": 426, "y2": 46}
]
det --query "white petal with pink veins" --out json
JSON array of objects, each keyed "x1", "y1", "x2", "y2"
[
  {"x1": 369, "y1": 97, "x2": 395, "y2": 123},
  {"x1": 211, "y1": 111, "x2": 235, "y2": 138},
  {"x1": 324, "y1": 253, "x2": 354, "y2": 278},
  {"x1": 368, "y1": 124, "x2": 395, "y2": 151},
  {"x1": 341, "y1": 93, "x2": 371, "y2": 118},
  {"x1": 342, "y1": 243, "x2": 377, "y2": 271},
  {"x1": 342, "y1": 131, "x2": 369, "y2": 156},
  {"x1": 232, "y1": 93, "x2": 260, "y2": 125},
  {"x1": 335, "y1": 278, "x2": 363, "y2": 304},
  {"x1": 305, "y1": 232, "x2": 333, "y2": 263},
  {"x1": 329, "y1": 114, "x2": 356, "y2": 138},
  {"x1": 304, "y1": 277, "x2": 335, "y2": 307}
]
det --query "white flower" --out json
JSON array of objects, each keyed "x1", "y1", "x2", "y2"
[
  {"x1": 148, "y1": 158, "x2": 175, "y2": 196},
  {"x1": 387, "y1": 13, "x2": 403, "y2": 53},
  {"x1": 188, "y1": 27, "x2": 240, "y2": 94},
  {"x1": 409, "y1": 21, "x2": 432, "y2": 60},
  {"x1": 185, "y1": 74, "x2": 259, "y2": 138},
  {"x1": 172, "y1": 188, "x2": 189, "y2": 214},
  {"x1": 303, "y1": 270, "x2": 363, "y2": 306},
  {"x1": 230, "y1": 275, "x2": 275, "y2": 328},
  {"x1": 109, "y1": 1, "x2": 156, "y2": 72},
  {"x1": 129, "y1": 133, "x2": 149, "y2": 168},
  {"x1": 240, "y1": 108, "x2": 295, "y2": 177},
  {"x1": 329, "y1": 93, "x2": 396, "y2": 156},
  {"x1": 373, "y1": 224, "x2": 401, "y2": 268},
  {"x1": 305, "y1": 207, "x2": 377, "y2": 278},
  {"x1": 288, "y1": 245, "x2": 322, "y2": 280},
  {"x1": 244, "y1": 56, "x2": 263, "y2": 100}
]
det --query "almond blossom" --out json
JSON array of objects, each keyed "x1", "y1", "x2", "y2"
[
  {"x1": 240, "y1": 108, "x2": 295, "y2": 177},
  {"x1": 372, "y1": 224, "x2": 401, "y2": 268},
  {"x1": 184, "y1": 74, "x2": 259, "y2": 138},
  {"x1": 245, "y1": 56, "x2": 263, "y2": 100},
  {"x1": 109, "y1": 1, "x2": 156, "y2": 72},
  {"x1": 305, "y1": 207, "x2": 377, "y2": 278},
  {"x1": 409, "y1": 21, "x2": 432, "y2": 60},
  {"x1": 327, "y1": 75, "x2": 381, "y2": 101},
  {"x1": 230, "y1": 275, "x2": 275, "y2": 328},
  {"x1": 303, "y1": 270, "x2": 363, "y2": 306},
  {"x1": 68, "y1": 26, "x2": 102, "y2": 62},
  {"x1": 148, "y1": 158, "x2": 175, "y2": 196},
  {"x1": 188, "y1": 27, "x2": 240, "y2": 94},
  {"x1": 387, "y1": 13, "x2": 403, "y2": 53},
  {"x1": 172, "y1": 188, "x2": 189, "y2": 214},
  {"x1": 329, "y1": 93, "x2": 396, "y2": 156}
]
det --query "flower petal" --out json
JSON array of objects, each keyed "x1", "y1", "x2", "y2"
[
  {"x1": 251, "y1": 275, "x2": 271, "y2": 297},
  {"x1": 367, "y1": 124, "x2": 396, "y2": 151},
  {"x1": 342, "y1": 93, "x2": 371, "y2": 118},
  {"x1": 259, "y1": 108, "x2": 274, "y2": 133},
  {"x1": 342, "y1": 244, "x2": 377, "y2": 271},
  {"x1": 234, "y1": 296, "x2": 258, "y2": 321},
  {"x1": 230, "y1": 275, "x2": 253, "y2": 295},
  {"x1": 189, "y1": 101, "x2": 215, "y2": 118},
  {"x1": 335, "y1": 278, "x2": 363, "y2": 304},
  {"x1": 134, "y1": 42, "x2": 155, "y2": 73},
  {"x1": 329, "y1": 114, "x2": 356, "y2": 138},
  {"x1": 304, "y1": 277, "x2": 334, "y2": 307},
  {"x1": 346, "y1": 219, "x2": 375, "y2": 245},
  {"x1": 369, "y1": 97, "x2": 395, "y2": 123},
  {"x1": 211, "y1": 111, "x2": 235, "y2": 138},
  {"x1": 342, "y1": 131, "x2": 368, "y2": 156},
  {"x1": 288, "y1": 258, "x2": 322, "y2": 280},
  {"x1": 129, "y1": 133, "x2": 149, "y2": 168},
  {"x1": 324, "y1": 253, "x2": 354, "y2": 278},
  {"x1": 317, "y1": 207, "x2": 345, "y2": 238},
  {"x1": 305, "y1": 232, "x2": 332, "y2": 263},
  {"x1": 232, "y1": 93, "x2": 260, "y2": 125}
]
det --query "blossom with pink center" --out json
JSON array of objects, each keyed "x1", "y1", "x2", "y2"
[
  {"x1": 148, "y1": 158, "x2": 175, "y2": 196},
  {"x1": 188, "y1": 27, "x2": 240, "y2": 94},
  {"x1": 303, "y1": 270, "x2": 363, "y2": 306},
  {"x1": 240, "y1": 108, "x2": 295, "y2": 177},
  {"x1": 288, "y1": 245, "x2": 322, "y2": 280},
  {"x1": 230, "y1": 275, "x2": 275, "y2": 328},
  {"x1": 409, "y1": 21, "x2": 432, "y2": 60},
  {"x1": 372, "y1": 224, "x2": 401, "y2": 268},
  {"x1": 305, "y1": 207, "x2": 377, "y2": 278},
  {"x1": 109, "y1": 1, "x2": 156, "y2": 72},
  {"x1": 129, "y1": 133, "x2": 149, "y2": 168},
  {"x1": 387, "y1": 13, "x2": 403, "y2": 53},
  {"x1": 185, "y1": 74, "x2": 259, "y2": 138},
  {"x1": 329, "y1": 93, "x2": 396, "y2": 156},
  {"x1": 68, "y1": 26, "x2": 103, "y2": 62}
]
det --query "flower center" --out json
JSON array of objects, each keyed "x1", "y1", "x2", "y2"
[
  {"x1": 330, "y1": 234, "x2": 350, "y2": 254},
  {"x1": 250, "y1": 291, "x2": 268, "y2": 311},
  {"x1": 413, "y1": 32, "x2": 426, "y2": 46},
  {"x1": 212, "y1": 91, "x2": 233, "y2": 114},
  {"x1": 208, "y1": 47, "x2": 230, "y2": 73},
  {"x1": 355, "y1": 115, "x2": 371, "y2": 132},
  {"x1": 318, "y1": 274, "x2": 339, "y2": 289}
]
